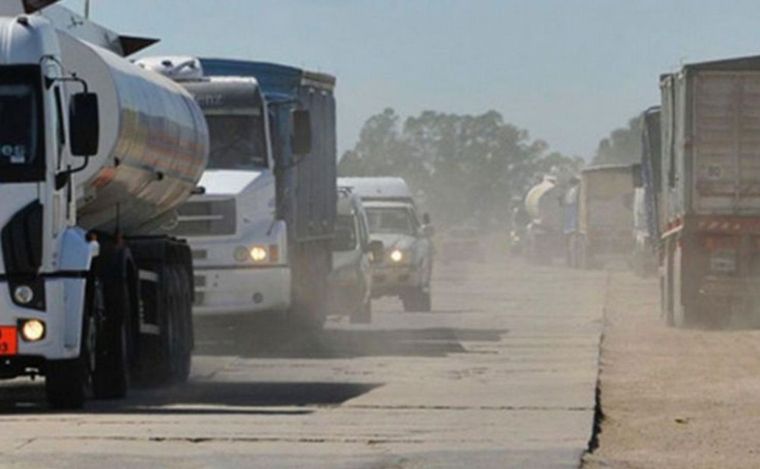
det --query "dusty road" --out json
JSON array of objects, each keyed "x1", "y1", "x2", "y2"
[
  {"x1": 0, "y1": 254, "x2": 607, "y2": 468},
  {"x1": 584, "y1": 271, "x2": 760, "y2": 468}
]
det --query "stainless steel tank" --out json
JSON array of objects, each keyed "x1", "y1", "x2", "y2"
[
  {"x1": 524, "y1": 176, "x2": 562, "y2": 230},
  {"x1": 58, "y1": 32, "x2": 209, "y2": 235}
]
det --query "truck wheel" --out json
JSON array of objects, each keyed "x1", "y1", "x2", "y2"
[
  {"x1": 350, "y1": 298, "x2": 372, "y2": 324},
  {"x1": 159, "y1": 265, "x2": 192, "y2": 384},
  {"x1": 46, "y1": 298, "x2": 96, "y2": 409},
  {"x1": 171, "y1": 266, "x2": 193, "y2": 383},
  {"x1": 93, "y1": 278, "x2": 129, "y2": 399}
]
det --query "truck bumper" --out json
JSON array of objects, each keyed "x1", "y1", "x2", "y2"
[
  {"x1": 371, "y1": 265, "x2": 423, "y2": 298},
  {"x1": 192, "y1": 266, "x2": 290, "y2": 316},
  {"x1": 0, "y1": 277, "x2": 84, "y2": 377}
]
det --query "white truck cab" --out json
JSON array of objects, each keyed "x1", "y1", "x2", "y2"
[
  {"x1": 339, "y1": 177, "x2": 434, "y2": 312},
  {"x1": 137, "y1": 57, "x2": 290, "y2": 316}
]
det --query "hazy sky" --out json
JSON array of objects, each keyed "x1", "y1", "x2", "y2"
[{"x1": 59, "y1": 0, "x2": 760, "y2": 159}]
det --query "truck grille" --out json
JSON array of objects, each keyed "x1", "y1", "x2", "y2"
[{"x1": 172, "y1": 199, "x2": 236, "y2": 236}]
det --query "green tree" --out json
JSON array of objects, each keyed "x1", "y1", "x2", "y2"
[
  {"x1": 593, "y1": 115, "x2": 642, "y2": 165},
  {"x1": 339, "y1": 108, "x2": 581, "y2": 228}
]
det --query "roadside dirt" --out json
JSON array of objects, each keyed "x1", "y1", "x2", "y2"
[{"x1": 584, "y1": 271, "x2": 760, "y2": 468}]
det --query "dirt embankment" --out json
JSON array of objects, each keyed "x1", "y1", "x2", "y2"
[{"x1": 584, "y1": 271, "x2": 760, "y2": 468}]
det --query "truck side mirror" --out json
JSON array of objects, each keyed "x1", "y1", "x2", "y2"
[
  {"x1": 368, "y1": 240, "x2": 385, "y2": 264},
  {"x1": 69, "y1": 92, "x2": 99, "y2": 157},
  {"x1": 422, "y1": 213, "x2": 431, "y2": 225},
  {"x1": 631, "y1": 163, "x2": 643, "y2": 188},
  {"x1": 291, "y1": 109, "x2": 312, "y2": 156}
]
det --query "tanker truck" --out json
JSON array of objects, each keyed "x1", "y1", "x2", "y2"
[
  {"x1": 0, "y1": 3, "x2": 209, "y2": 408},
  {"x1": 136, "y1": 57, "x2": 336, "y2": 328},
  {"x1": 524, "y1": 175, "x2": 565, "y2": 264}
]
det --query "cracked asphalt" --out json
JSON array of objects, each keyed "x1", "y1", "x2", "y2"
[{"x1": 0, "y1": 249, "x2": 607, "y2": 468}]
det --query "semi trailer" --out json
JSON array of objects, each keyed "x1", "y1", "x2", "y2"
[
  {"x1": 659, "y1": 55, "x2": 760, "y2": 327},
  {"x1": 567, "y1": 165, "x2": 635, "y2": 269},
  {"x1": 631, "y1": 106, "x2": 661, "y2": 276},
  {"x1": 138, "y1": 57, "x2": 337, "y2": 328},
  {"x1": 0, "y1": 3, "x2": 209, "y2": 408}
]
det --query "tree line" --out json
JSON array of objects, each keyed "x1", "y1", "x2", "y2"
[{"x1": 339, "y1": 108, "x2": 582, "y2": 229}]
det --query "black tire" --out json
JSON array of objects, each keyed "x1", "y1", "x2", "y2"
[
  {"x1": 171, "y1": 266, "x2": 193, "y2": 383},
  {"x1": 350, "y1": 298, "x2": 372, "y2": 324},
  {"x1": 158, "y1": 265, "x2": 192, "y2": 384},
  {"x1": 93, "y1": 278, "x2": 129, "y2": 399},
  {"x1": 402, "y1": 288, "x2": 432, "y2": 312},
  {"x1": 46, "y1": 289, "x2": 96, "y2": 410}
]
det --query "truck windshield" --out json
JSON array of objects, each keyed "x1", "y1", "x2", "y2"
[
  {"x1": 366, "y1": 207, "x2": 415, "y2": 235},
  {"x1": 205, "y1": 113, "x2": 267, "y2": 170},
  {"x1": 0, "y1": 84, "x2": 39, "y2": 169}
]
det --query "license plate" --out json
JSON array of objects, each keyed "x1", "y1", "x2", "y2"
[{"x1": 0, "y1": 326, "x2": 18, "y2": 356}]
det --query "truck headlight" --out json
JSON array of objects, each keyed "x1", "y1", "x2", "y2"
[
  {"x1": 390, "y1": 249, "x2": 404, "y2": 263},
  {"x1": 250, "y1": 246, "x2": 268, "y2": 263},
  {"x1": 20, "y1": 319, "x2": 45, "y2": 342},
  {"x1": 14, "y1": 285, "x2": 34, "y2": 305}
]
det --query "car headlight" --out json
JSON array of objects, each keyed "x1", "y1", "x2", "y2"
[{"x1": 390, "y1": 249, "x2": 405, "y2": 263}]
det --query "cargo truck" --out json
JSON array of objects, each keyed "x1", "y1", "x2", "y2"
[
  {"x1": 524, "y1": 175, "x2": 565, "y2": 264},
  {"x1": 138, "y1": 57, "x2": 336, "y2": 328},
  {"x1": 0, "y1": 2, "x2": 208, "y2": 408},
  {"x1": 631, "y1": 107, "x2": 661, "y2": 276},
  {"x1": 567, "y1": 165, "x2": 635, "y2": 268},
  {"x1": 659, "y1": 55, "x2": 760, "y2": 327}
]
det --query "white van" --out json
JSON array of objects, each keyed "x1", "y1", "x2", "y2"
[
  {"x1": 339, "y1": 178, "x2": 434, "y2": 312},
  {"x1": 331, "y1": 188, "x2": 384, "y2": 323}
]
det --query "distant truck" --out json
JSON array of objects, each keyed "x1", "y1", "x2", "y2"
[
  {"x1": 339, "y1": 177, "x2": 434, "y2": 312},
  {"x1": 567, "y1": 165, "x2": 635, "y2": 268},
  {"x1": 524, "y1": 175, "x2": 565, "y2": 264},
  {"x1": 658, "y1": 55, "x2": 760, "y2": 327},
  {"x1": 631, "y1": 107, "x2": 662, "y2": 276},
  {"x1": 139, "y1": 57, "x2": 336, "y2": 328}
]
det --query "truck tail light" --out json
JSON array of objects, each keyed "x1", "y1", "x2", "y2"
[{"x1": 702, "y1": 235, "x2": 737, "y2": 252}]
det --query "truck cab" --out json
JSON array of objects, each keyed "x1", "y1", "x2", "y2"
[
  {"x1": 140, "y1": 57, "x2": 337, "y2": 327},
  {"x1": 137, "y1": 57, "x2": 289, "y2": 316},
  {"x1": 340, "y1": 177, "x2": 434, "y2": 312}
]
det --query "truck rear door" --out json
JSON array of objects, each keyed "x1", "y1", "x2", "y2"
[{"x1": 692, "y1": 71, "x2": 760, "y2": 214}]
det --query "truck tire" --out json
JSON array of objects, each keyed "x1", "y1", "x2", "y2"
[
  {"x1": 350, "y1": 298, "x2": 372, "y2": 324},
  {"x1": 46, "y1": 295, "x2": 96, "y2": 409},
  {"x1": 151, "y1": 265, "x2": 192, "y2": 384},
  {"x1": 93, "y1": 277, "x2": 129, "y2": 399},
  {"x1": 171, "y1": 266, "x2": 193, "y2": 383},
  {"x1": 402, "y1": 287, "x2": 432, "y2": 312}
]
